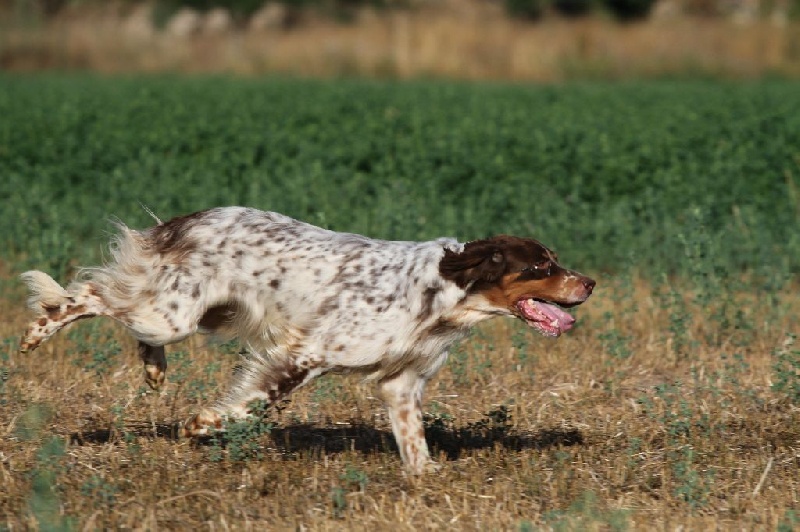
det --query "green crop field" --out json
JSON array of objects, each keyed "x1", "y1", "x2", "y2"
[{"x1": 0, "y1": 75, "x2": 799, "y2": 529}]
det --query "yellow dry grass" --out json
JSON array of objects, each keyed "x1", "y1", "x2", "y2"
[
  {"x1": 1, "y1": 276, "x2": 798, "y2": 529},
  {"x1": 2, "y1": 3, "x2": 800, "y2": 80}
]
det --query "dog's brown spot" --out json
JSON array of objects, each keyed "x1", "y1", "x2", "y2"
[
  {"x1": 419, "y1": 286, "x2": 439, "y2": 320},
  {"x1": 261, "y1": 363, "x2": 310, "y2": 405},
  {"x1": 317, "y1": 295, "x2": 339, "y2": 315},
  {"x1": 270, "y1": 279, "x2": 280, "y2": 289},
  {"x1": 398, "y1": 408, "x2": 410, "y2": 424},
  {"x1": 425, "y1": 318, "x2": 462, "y2": 337},
  {"x1": 64, "y1": 304, "x2": 87, "y2": 317},
  {"x1": 149, "y1": 211, "x2": 205, "y2": 259},
  {"x1": 199, "y1": 303, "x2": 238, "y2": 332},
  {"x1": 37, "y1": 317, "x2": 47, "y2": 327}
]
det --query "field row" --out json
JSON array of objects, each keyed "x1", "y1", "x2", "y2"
[{"x1": 1, "y1": 76, "x2": 799, "y2": 285}]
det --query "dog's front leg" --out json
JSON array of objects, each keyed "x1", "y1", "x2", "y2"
[
  {"x1": 377, "y1": 369, "x2": 438, "y2": 475},
  {"x1": 138, "y1": 342, "x2": 167, "y2": 390}
]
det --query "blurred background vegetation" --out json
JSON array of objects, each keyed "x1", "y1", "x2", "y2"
[
  {"x1": 1, "y1": 76, "x2": 798, "y2": 288},
  {"x1": 5, "y1": 0, "x2": 800, "y2": 24},
  {"x1": 2, "y1": 0, "x2": 800, "y2": 79}
]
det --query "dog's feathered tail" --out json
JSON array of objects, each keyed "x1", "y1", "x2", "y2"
[
  {"x1": 19, "y1": 271, "x2": 107, "y2": 353},
  {"x1": 20, "y1": 271, "x2": 71, "y2": 314}
]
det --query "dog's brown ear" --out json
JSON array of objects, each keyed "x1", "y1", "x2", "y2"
[{"x1": 439, "y1": 239, "x2": 507, "y2": 289}]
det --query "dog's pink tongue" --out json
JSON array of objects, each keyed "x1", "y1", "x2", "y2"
[{"x1": 532, "y1": 301, "x2": 575, "y2": 332}]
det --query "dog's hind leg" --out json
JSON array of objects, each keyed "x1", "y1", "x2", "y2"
[
  {"x1": 19, "y1": 272, "x2": 108, "y2": 353},
  {"x1": 182, "y1": 350, "x2": 326, "y2": 437},
  {"x1": 138, "y1": 342, "x2": 167, "y2": 390}
]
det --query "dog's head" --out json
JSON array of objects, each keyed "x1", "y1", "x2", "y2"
[{"x1": 439, "y1": 235, "x2": 595, "y2": 337}]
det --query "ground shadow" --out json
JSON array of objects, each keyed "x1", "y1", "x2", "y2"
[
  {"x1": 70, "y1": 417, "x2": 584, "y2": 462},
  {"x1": 269, "y1": 421, "x2": 584, "y2": 461},
  {"x1": 70, "y1": 421, "x2": 182, "y2": 445}
]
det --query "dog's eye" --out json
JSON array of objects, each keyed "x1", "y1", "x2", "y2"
[{"x1": 521, "y1": 261, "x2": 552, "y2": 276}]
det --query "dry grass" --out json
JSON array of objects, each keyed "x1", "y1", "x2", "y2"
[
  {"x1": 1, "y1": 275, "x2": 798, "y2": 529},
  {"x1": 2, "y1": 2, "x2": 800, "y2": 80}
]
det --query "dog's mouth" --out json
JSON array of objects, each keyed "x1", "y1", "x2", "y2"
[{"x1": 515, "y1": 298, "x2": 576, "y2": 337}]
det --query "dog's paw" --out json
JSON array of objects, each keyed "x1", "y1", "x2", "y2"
[
  {"x1": 20, "y1": 328, "x2": 43, "y2": 353},
  {"x1": 144, "y1": 364, "x2": 166, "y2": 390},
  {"x1": 182, "y1": 410, "x2": 223, "y2": 438}
]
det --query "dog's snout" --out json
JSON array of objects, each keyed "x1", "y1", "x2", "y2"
[{"x1": 583, "y1": 277, "x2": 596, "y2": 294}]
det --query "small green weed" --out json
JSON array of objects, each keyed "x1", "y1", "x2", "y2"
[
  {"x1": 639, "y1": 382, "x2": 713, "y2": 508},
  {"x1": 597, "y1": 256, "x2": 637, "y2": 361},
  {"x1": 80, "y1": 475, "x2": 119, "y2": 509},
  {"x1": 772, "y1": 334, "x2": 800, "y2": 404},
  {"x1": 448, "y1": 342, "x2": 470, "y2": 386},
  {"x1": 208, "y1": 399, "x2": 273, "y2": 462},
  {"x1": 340, "y1": 464, "x2": 369, "y2": 491},
  {"x1": 778, "y1": 509, "x2": 800, "y2": 532},
  {"x1": 0, "y1": 337, "x2": 12, "y2": 407},
  {"x1": 67, "y1": 322, "x2": 121, "y2": 376},
  {"x1": 330, "y1": 486, "x2": 348, "y2": 518},
  {"x1": 670, "y1": 446, "x2": 711, "y2": 509},
  {"x1": 16, "y1": 404, "x2": 75, "y2": 530},
  {"x1": 542, "y1": 490, "x2": 629, "y2": 531},
  {"x1": 311, "y1": 374, "x2": 344, "y2": 404}
]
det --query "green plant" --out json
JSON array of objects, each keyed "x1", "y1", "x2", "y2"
[
  {"x1": 772, "y1": 334, "x2": 800, "y2": 404},
  {"x1": 80, "y1": 475, "x2": 119, "y2": 509},
  {"x1": 660, "y1": 279, "x2": 692, "y2": 359},
  {"x1": 639, "y1": 382, "x2": 714, "y2": 508},
  {"x1": 67, "y1": 322, "x2": 121, "y2": 376},
  {"x1": 542, "y1": 490, "x2": 630, "y2": 531},
  {"x1": 340, "y1": 464, "x2": 369, "y2": 491},
  {"x1": 0, "y1": 337, "x2": 11, "y2": 407},
  {"x1": 3, "y1": 78, "x2": 800, "y2": 287},
  {"x1": 330, "y1": 486, "x2": 347, "y2": 517},
  {"x1": 29, "y1": 436, "x2": 74, "y2": 531},
  {"x1": 670, "y1": 445, "x2": 712, "y2": 509},
  {"x1": 208, "y1": 399, "x2": 274, "y2": 462},
  {"x1": 15, "y1": 404, "x2": 74, "y2": 530},
  {"x1": 311, "y1": 374, "x2": 344, "y2": 404},
  {"x1": 448, "y1": 342, "x2": 470, "y2": 386},
  {"x1": 778, "y1": 509, "x2": 800, "y2": 532}
]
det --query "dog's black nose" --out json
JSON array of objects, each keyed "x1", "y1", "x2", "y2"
[{"x1": 583, "y1": 278, "x2": 596, "y2": 294}]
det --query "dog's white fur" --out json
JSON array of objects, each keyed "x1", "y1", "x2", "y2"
[{"x1": 20, "y1": 206, "x2": 594, "y2": 473}]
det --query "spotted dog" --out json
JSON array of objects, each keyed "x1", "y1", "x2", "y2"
[{"x1": 20, "y1": 207, "x2": 595, "y2": 474}]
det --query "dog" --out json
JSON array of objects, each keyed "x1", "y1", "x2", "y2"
[{"x1": 20, "y1": 206, "x2": 595, "y2": 474}]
